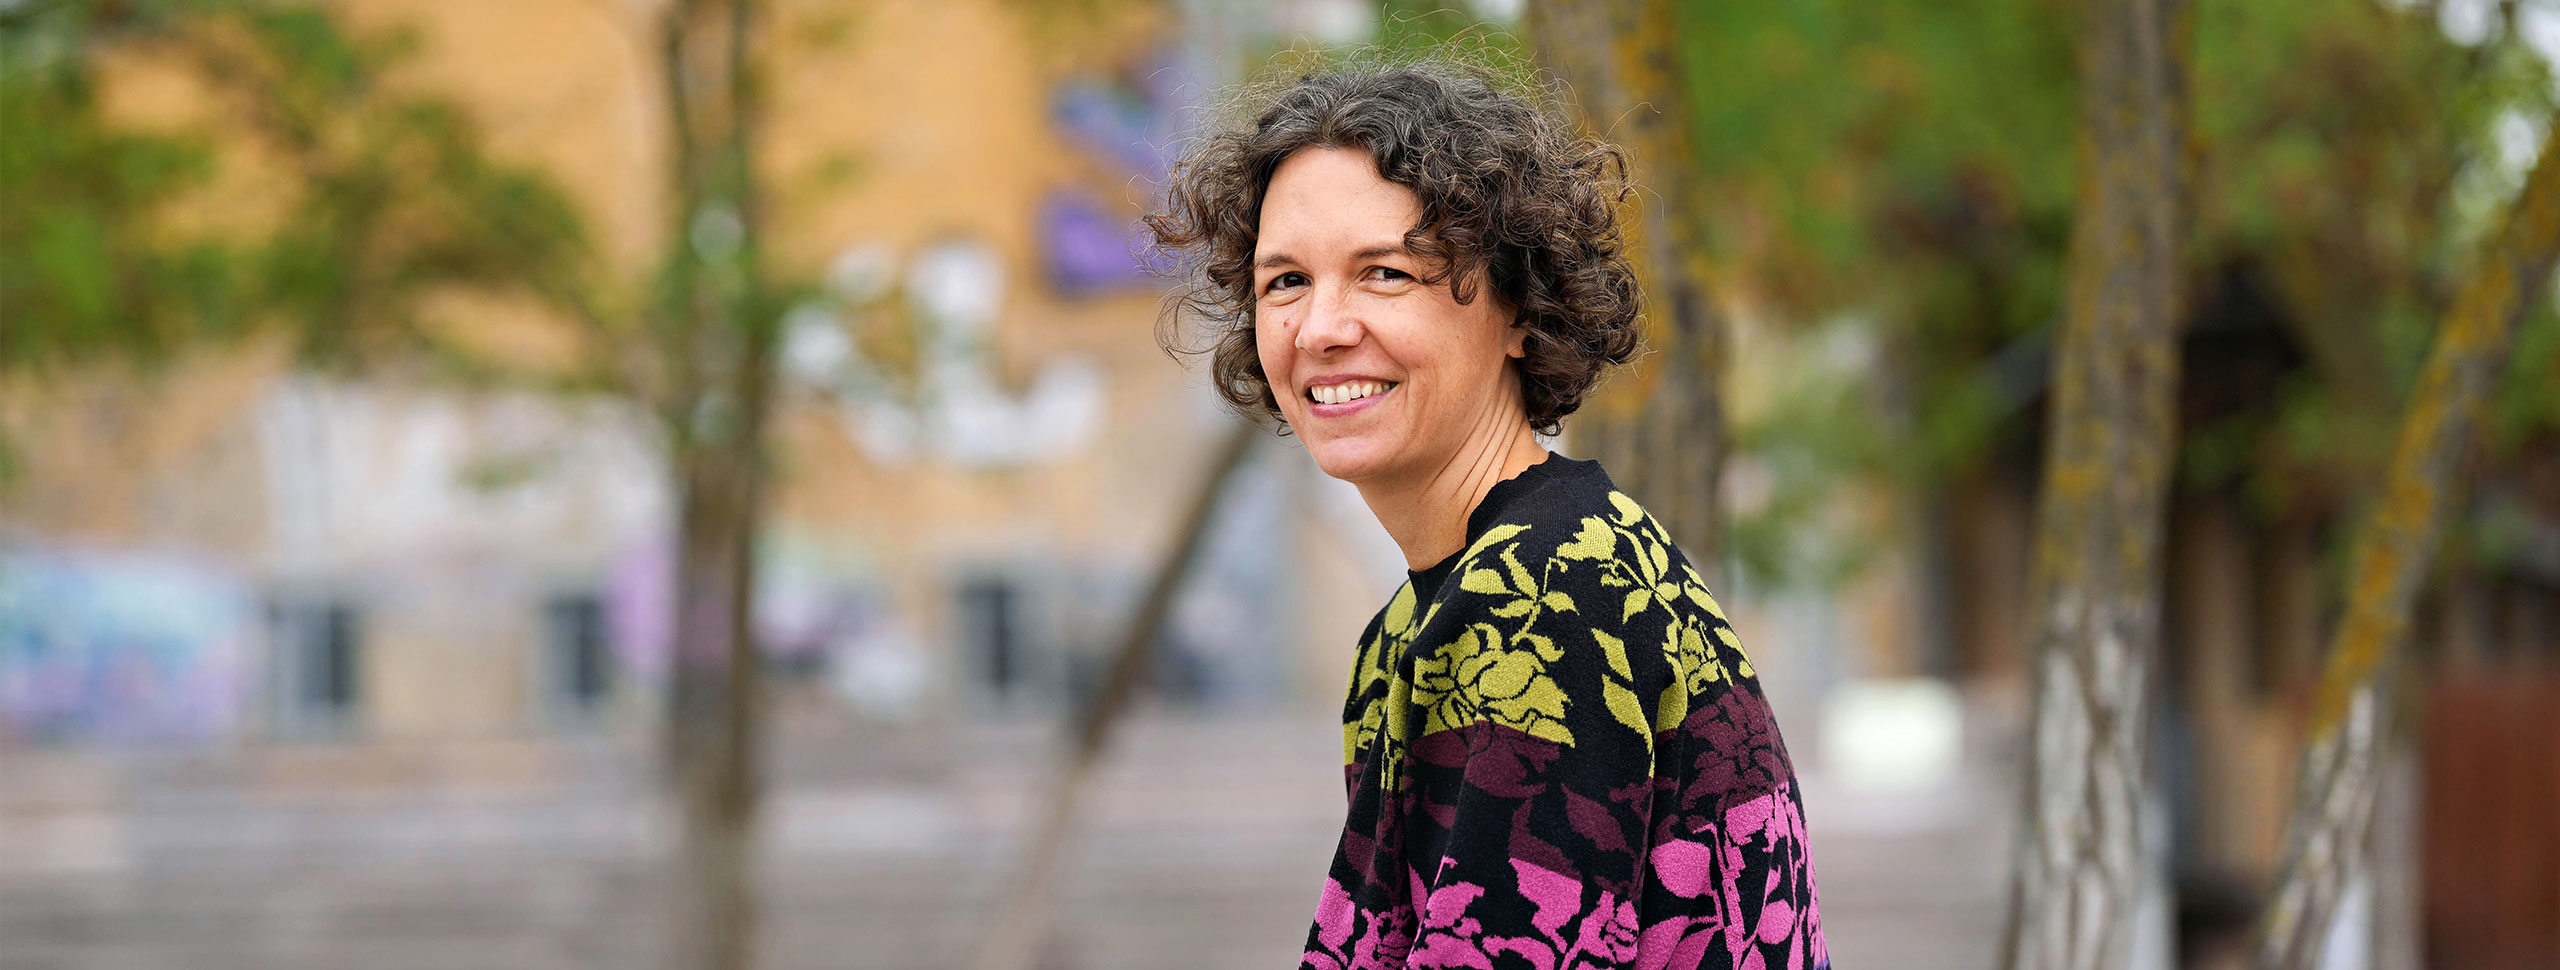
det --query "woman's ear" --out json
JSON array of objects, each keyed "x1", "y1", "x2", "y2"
[{"x1": 1505, "y1": 317, "x2": 1529, "y2": 359}]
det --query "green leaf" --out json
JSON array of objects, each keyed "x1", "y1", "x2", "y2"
[
  {"x1": 1603, "y1": 679, "x2": 1650, "y2": 742},
  {"x1": 1593, "y1": 627, "x2": 1632, "y2": 679},
  {"x1": 1458, "y1": 523, "x2": 1529, "y2": 564},
  {"x1": 1501, "y1": 546, "x2": 1537, "y2": 596},
  {"x1": 1558, "y1": 515, "x2": 1618, "y2": 560},
  {"x1": 1655, "y1": 680, "x2": 1690, "y2": 733},
  {"x1": 1523, "y1": 632, "x2": 1562, "y2": 662},
  {"x1": 1609, "y1": 491, "x2": 1644, "y2": 526}
]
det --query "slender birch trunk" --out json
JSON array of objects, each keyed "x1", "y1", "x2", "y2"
[
  {"x1": 2251, "y1": 111, "x2": 2560, "y2": 970},
  {"x1": 970, "y1": 422, "x2": 1260, "y2": 970},
  {"x1": 1999, "y1": 1, "x2": 2189, "y2": 968}
]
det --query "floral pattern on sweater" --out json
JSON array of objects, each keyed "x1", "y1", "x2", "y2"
[{"x1": 1304, "y1": 456, "x2": 1828, "y2": 970}]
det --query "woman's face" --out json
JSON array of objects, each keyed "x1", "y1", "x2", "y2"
[{"x1": 1252, "y1": 145, "x2": 1527, "y2": 486}]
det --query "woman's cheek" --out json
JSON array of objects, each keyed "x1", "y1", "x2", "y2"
[
  {"x1": 1253, "y1": 310, "x2": 1282, "y2": 355},
  {"x1": 1254, "y1": 326, "x2": 1293, "y2": 415}
]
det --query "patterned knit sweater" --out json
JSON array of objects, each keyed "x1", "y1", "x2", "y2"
[{"x1": 1301, "y1": 454, "x2": 1829, "y2": 970}]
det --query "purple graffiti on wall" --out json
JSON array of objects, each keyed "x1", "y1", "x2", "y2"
[
  {"x1": 1041, "y1": 51, "x2": 1194, "y2": 298},
  {"x1": 1040, "y1": 191, "x2": 1177, "y2": 296},
  {"x1": 0, "y1": 545, "x2": 254, "y2": 742},
  {"x1": 1050, "y1": 59, "x2": 1188, "y2": 185}
]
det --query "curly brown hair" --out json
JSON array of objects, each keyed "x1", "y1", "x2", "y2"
[{"x1": 1144, "y1": 58, "x2": 1643, "y2": 436}]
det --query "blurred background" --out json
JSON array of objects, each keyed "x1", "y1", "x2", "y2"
[{"x1": 2, "y1": 1, "x2": 2556, "y2": 969}]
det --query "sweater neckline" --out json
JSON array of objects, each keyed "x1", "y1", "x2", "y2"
[{"x1": 1405, "y1": 451, "x2": 1593, "y2": 602}]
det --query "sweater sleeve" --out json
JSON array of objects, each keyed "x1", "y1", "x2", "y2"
[
  {"x1": 1393, "y1": 520, "x2": 1669, "y2": 967},
  {"x1": 1591, "y1": 496, "x2": 1830, "y2": 970}
]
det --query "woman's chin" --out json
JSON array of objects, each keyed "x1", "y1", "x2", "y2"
[{"x1": 1304, "y1": 439, "x2": 1401, "y2": 483}]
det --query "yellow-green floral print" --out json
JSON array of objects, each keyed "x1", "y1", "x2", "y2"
[{"x1": 1307, "y1": 455, "x2": 1829, "y2": 970}]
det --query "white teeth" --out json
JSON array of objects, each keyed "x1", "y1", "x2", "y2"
[{"x1": 1311, "y1": 381, "x2": 1394, "y2": 405}]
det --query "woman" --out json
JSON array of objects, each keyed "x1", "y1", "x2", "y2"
[{"x1": 1148, "y1": 60, "x2": 1829, "y2": 970}]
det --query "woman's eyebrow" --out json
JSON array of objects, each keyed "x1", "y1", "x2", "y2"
[{"x1": 1254, "y1": 242, "x2": 1412, "y2": 270}]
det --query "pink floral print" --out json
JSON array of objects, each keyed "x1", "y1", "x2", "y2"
[{"x1": 1304, "y1": 456, "x2": 1828, "y2": 970}]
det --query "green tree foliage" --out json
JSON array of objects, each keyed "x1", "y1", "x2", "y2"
[
  {"x1": 6, "y1": 9, "x2": 796, "y2": 967},
  {"x1": 0, "y1": 0, "x2": 588, "y2": 382},
  {"x1": 1643, "y1": 0, "x2": 2560, "y2": 585},
  {"x1": 4, "y1": 0, "x2": 240, "y2": 376}
]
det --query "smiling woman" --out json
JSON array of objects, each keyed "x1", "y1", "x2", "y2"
[
  {"x1": 1148, "y1": 60, "x2": 1830, "y2": 970},
  {"x1": 1252, "y1": 143, "x2": 1537, "y2": 510}
]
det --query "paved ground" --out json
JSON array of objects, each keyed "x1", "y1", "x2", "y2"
[{"x1": 0, "y1": 703, "x2": 2014, "y2": 970}]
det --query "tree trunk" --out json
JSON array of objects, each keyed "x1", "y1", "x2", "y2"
[
  {"x1": 667, "y1": 433, "x2": 767, "y2": 970},
  {"x1": 1524, "y1": 0, "x2": 1728, "y2": 578},
  {"x1": 1999, "y1": 1, "x2": 2189, "y2": 969},
  {"x1": 657, "y1": 3, "x2": 774, "y2": 970},
  {"x1": 969, "y1": 421, "x2": 1259, "y2": 970},
  {"x1": 2250, "y1": 111, "x2": 2560, "y2": 970}
]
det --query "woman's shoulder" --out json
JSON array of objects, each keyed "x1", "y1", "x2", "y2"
[
  {"x1": 1420, "y1": 464, "x2": 1750, "y2": 671},
  {"x1": 1397, "y1": 465, "x2": 1746, "y2": 761},
  {"x1": 1453, "y1": 459, "x2": 1703, "y2": 590},
  {"x1": 1404, "y1": 456, "x2": 1737, "y2": 646}
]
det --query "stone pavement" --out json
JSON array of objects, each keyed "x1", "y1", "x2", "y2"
[{"x1": 0, "y1": 705, "x2": 2014, "y2": 970}]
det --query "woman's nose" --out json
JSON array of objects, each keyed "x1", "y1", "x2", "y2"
[{"x1": 1295, "y1": 286, "x2": 1361, "y2": 356}]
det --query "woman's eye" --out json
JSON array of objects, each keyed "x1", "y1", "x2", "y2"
[
  {"x1": 1267, "y1": 271, "x2": 1308, "y2": 292},
  {"x1": 1368, "y1": 266, "x2": 1410, "y2": 282}
]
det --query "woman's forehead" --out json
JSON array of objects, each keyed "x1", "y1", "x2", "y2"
[{"x1": 1256, "y1": 147, "x2": 1422, "y2": 256}]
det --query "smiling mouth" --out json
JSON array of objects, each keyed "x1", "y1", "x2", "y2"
[{"x1": 1309, "y1": 380, "x2": 1397, "y2": 405}]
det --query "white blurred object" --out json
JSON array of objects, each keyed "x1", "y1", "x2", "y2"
[
  {"x1": 780, "y1": 304, "x2": 853, "y2": 388},
  {"x1": 815, "y1": 236, "x2": 1108, "y2": 469},
  {"x1": 907, "y1": 239, "x2": 1005, "y2": 339},
  {"x1": 1819, "y1": 677, "x2": 1964, "y2": 793},
  {"x1": 257, "y1": 378, "x2": 666, "y2": 570},
  {"x1": 2439, "y1": 0, "x2": 2497, "y2": 46},
  {"x1": 849, "y1": 400, "x2": 922, "y2": 463},
  {"x1": 833, "y1": 625, "x2": 930, "y2": 725},
  {"x1": 827, "y1": 242, "x2": 898, "y2": 304},
  {"x1": 1285, "y1": 0, "x2": 1375, "y2": 45}
]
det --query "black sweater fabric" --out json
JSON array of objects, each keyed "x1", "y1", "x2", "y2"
[{"x1": 1300, "y1": 453, "x2": 1830, "y2": 970}]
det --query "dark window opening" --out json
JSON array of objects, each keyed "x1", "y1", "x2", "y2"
[
  {"x1": 545, "y1": 593, "x2": 612, "y2": 712},
  {"x1": 958, "y1": 578, "x2": 1020, "y2": 699},
  {"x1": 270, "y1": 598, "x2": 362, "y2": 733}
]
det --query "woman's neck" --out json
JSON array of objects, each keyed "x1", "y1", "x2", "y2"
[{"x1": 1356, "y1": 417, "x2": 1550, "y2": 572}]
